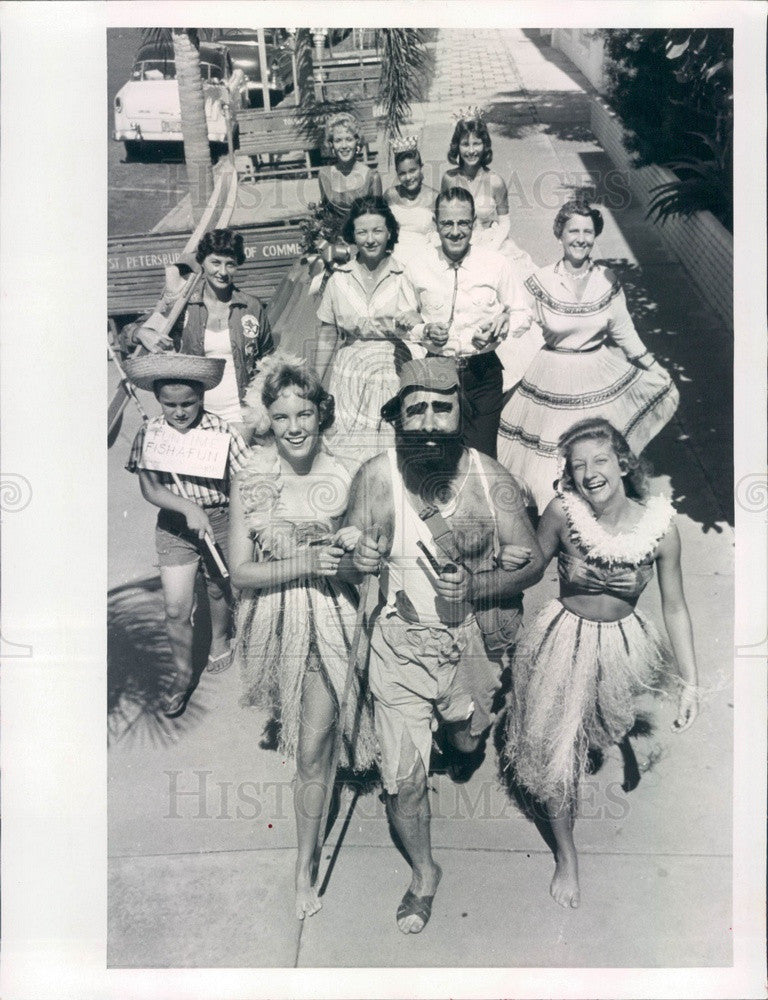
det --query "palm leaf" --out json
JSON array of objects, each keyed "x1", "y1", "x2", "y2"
[{"x1": 377, "y1": 29, "x2": 429, "y2": 147}]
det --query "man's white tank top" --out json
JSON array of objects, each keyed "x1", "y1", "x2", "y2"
[{"x1": 381, "y1": 447, "x2": 497, "y2": 627}]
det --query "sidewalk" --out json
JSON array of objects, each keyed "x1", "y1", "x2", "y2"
[{"x1": 108, "y1": 28, "x2": 733, "y2": 970}]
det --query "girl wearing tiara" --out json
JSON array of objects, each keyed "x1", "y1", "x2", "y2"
[
  {"x1": 384, "y1": 137, "x2": 438, "y2": 267},
  {"x1": 500, "y1": 417, "x2": 698, "y2": 909},
  {"x1": 441, "y1": 107, "x2": 534, "y2": 276}
]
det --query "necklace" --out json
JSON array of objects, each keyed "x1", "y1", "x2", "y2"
[
  {"x1": 557, "y1": 488, "x2": 675, "y2": 567},
  {"x1": 558, "y1": 258, "x2": 594, "y2": 281}
]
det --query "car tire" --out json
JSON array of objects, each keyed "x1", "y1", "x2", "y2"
[
  {"x1": 210, "y1": 142, "x2": 230, "y2": 164},
  {"x1": 124, "y1": 140, "x2": 145, "y2": 162}
]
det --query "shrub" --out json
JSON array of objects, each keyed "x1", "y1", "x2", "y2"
[{"x1": 599, "y1": 29, "x2": 732, "y2": 230}]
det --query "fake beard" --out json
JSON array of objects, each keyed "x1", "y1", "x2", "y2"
[{"x1": 395, "y1": 428, "x2": 465, "y2": 500}]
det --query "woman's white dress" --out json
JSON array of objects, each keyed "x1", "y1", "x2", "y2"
[
  {"x1": 385, "y1": 184, "x2": 439, "y2": 268},
  {"x1": 497, "y1": 261, "x2": 679, "y2": 511}
]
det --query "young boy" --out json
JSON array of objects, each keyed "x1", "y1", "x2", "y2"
[{"x1": 124, "y1": 354, "x2": 251, "y2": 718}]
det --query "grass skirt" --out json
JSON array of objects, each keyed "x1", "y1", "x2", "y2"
[
  {"x1": 497, "y1": 343, "x2": 679, "y2": 511},
  {"x1": 234, "y1": 576, "x2": 378, "y2": 772},
  {"x1": 504, "y1": 600, "x2": 676, "y2": 808}
]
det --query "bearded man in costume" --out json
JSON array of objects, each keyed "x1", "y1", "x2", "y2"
[{"x1": 345, "y1": 357, "x2": 545, "y2": 934}]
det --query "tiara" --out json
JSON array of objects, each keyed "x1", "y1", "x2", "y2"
[
  {"x1": 389, "y1": 134, "x2": 419, "y2": 154},
  {"x1": 452, "y1": 104, "x2": 486, "y2": 123}
]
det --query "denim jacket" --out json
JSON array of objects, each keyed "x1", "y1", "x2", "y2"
[{"x1": 174, "y1": 285, "x2": 273, "y2": 402}]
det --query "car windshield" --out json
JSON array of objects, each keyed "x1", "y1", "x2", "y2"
[
  {"x1": 132, "y1": 59, "x2": 175, "y2": 81},
  {"x1": 220, "y1": 28, "x2": 285, "y2": 45},
  {"x1": 130, "y1": 52, "x2": 226, "y2": 82}
]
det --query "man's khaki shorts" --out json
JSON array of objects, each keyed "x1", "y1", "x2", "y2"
[{"x1": 368, "y1": 612, "x2": 500, "y2": 794}]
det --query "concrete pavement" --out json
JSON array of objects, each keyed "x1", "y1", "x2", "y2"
[{"x1": 108, "y1": 28, "x2": 733, "y2": 970}]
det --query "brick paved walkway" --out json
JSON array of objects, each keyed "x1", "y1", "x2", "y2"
[{"x1": 108, "y1": 27, "x2": 734, "y2": 973}]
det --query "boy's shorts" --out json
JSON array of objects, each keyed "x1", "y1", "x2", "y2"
[
  {"x1": 155, "y1": 506, "x2": 230, "y2": 579},
  {"x1": 367, "y1": 612, "x2": 501, "y2": 795}
]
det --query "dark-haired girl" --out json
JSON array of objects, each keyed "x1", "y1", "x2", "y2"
[
  {"x1": 130, "y1": 227, "x2": 273, "y2": 435},
  {"x1": 230, "y1": 354, "x2": 377, "y2": 921},
  {"x1": 497, "y1": 198, "x2": 679, "y2": 511},
  {"x1": 313, "y1": 195, "x2": 422, "y2": 468},
  {"x1": 384, "y1": 143, "x2": 438, "y2": 267},
  {"x1": 501, "y1": 418, "x2": 698, "y2": 909},
  {"x1": 440, "y1": 111, "x2": 533, "y2": 273}
]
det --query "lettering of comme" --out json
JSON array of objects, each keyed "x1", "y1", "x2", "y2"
[{"x1": 108, "y1": 242, "x2": 301, "y2": 271}]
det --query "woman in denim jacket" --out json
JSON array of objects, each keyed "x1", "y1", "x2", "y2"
[{"x1": 129, "y1": 228, "x2": 274, "y2": 436}]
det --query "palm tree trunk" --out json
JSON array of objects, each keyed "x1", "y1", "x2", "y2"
[{"x1": 172, "y1": 28, "x2": 213, "y2": 223}]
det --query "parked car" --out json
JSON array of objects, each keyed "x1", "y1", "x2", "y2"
[
  {"x1": 113, "y1": 40, "x2": 246, "y2": 158},
  {"x1": 215, "y1": 29, "x2": 294, "y2": 108}
]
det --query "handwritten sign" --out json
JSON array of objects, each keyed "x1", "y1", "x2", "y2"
[{"x1": 140, "y1": 424, "x2": 229, "y2": 479}]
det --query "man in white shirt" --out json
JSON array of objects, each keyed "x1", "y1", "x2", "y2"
[{"x1": 402, "y1": 187, "x2": 529, "y2": 458}]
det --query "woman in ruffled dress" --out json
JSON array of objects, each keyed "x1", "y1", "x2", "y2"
[
  {"x1": 229, "y1": 354, "x2": 377, "y2": 921},
  {"x1": 500, "y1": 417, "x2": 698, "y2": 909},
  {"x1": 440, "y1": 108, "x2": 534, "y2": 277},
  {"x1": 270, "y1": 112, "x2": 382, "y2": 359},
  {"x1": 384, "y1": 139, "x2": 438, "y2": 267},
  {"x1": 497, "y1": 197, "x2": 679, "y2": 512},
  {"x1": 313, "y1": 194, "x2": 422, "y2": 469}
]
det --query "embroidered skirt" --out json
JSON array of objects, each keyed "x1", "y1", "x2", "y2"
[
  {"x1": 235, "y1": 576, "x2": 378, "y2": 772},
  {"x1": 503, "y1": 600, "x2": 676, "y2": 809},
  {"x1": 324, "y1": 338, "x2": 410, "y2": 471},
  {"x1": 497, "y1": 343, "x2": 679, "y2": 512}
]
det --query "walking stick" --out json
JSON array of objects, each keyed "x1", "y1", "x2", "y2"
[
  {"x1": 313, "y1": 528, "x2": 384, "y2": 889},
  {"x1": 169, "y1": 472, "x2": 230, "y2": 580}
]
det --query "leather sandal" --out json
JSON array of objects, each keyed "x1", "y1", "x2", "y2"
[
  {"x1": 205, "y1": 644, "x2": 233, "y2": 674},
  {"x1": 396, "y1": 865, "x2": 442, "y2": 934},
  {"x1": 396, "y1": 889, "x2": 437, "y2": 933},
  {"x1": 161, "y1": 689, "x2": 189, "y2": 719}
]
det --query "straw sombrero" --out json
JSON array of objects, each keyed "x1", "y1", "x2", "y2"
[{"x1": 124, "y1": 353, "x2": 225, "y2": 392}]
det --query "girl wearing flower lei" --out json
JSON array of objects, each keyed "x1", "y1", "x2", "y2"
[
  {"x1": 500, "y1": 417, "x2": 699, "y2": 909},
  {"x1": 229, "y1": 354, "x2": 377, "y2": 920}
]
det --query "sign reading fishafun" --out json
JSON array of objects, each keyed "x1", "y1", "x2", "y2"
[{"x1": 140, "y1": 424, "x2": 229, "y2": 479}]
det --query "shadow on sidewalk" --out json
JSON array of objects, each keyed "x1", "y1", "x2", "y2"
[
  {"x1": 486, "y1": 92, "x2": 595, "y2": 143},
  {"x1": 108, "y1": 575, "x2": 213, "y2": 746}
]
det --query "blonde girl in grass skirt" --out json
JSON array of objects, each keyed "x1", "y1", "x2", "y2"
[{"x1": 501, "y1": 417, "x2": 698, "y2": 908}]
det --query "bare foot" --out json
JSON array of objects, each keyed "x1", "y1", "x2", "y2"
[
  {"x1": 550, "y1": 853, "x2": 580, "y2": 909},
  {"x1": 397, "y1": 863, "x2": 442, "y2": 934},
  {"x1": 295, "y1": 869, "x2": 322, "y2": 920}
]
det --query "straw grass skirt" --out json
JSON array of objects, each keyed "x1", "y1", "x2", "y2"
[
  {"x1": 235, "y1": 576, "x2": 378, "y2": 772},
  {"x1": 504, "y1": 600, "x2": 675, "y2": 808}
]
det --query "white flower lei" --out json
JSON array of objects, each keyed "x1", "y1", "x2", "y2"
[{"x1": 556, "y1": 487, "x2": 675, "y2": 568}]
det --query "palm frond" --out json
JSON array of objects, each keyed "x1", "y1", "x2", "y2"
[{"x1": 378, "y1": 29, "x2": 429, "y2": 146}]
